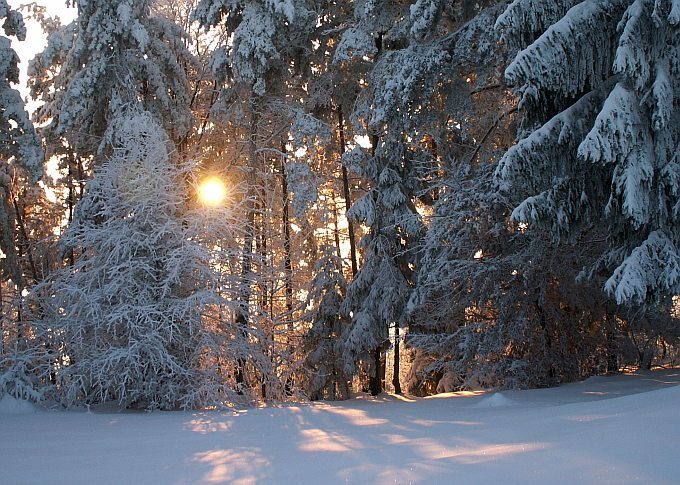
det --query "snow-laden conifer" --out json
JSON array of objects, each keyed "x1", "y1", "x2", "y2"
[
  {"x1": 303, "y1": 246, "x2": 350, "y2": 400},
  {"x1": 0, "y1": 1, "x2": 42, "y2": 284},
  {"x1": 194, "y1": 0, "x2": 315, "y2": 94},
  {"x1": 496, "y1": 0, "x2": 680, "y2": 304},
  {"x1": 407, "y1": 163, "x2": 618, "y2": 392},
  {"x1": 27, "y1": 110, "x2": 251, "y2": 409},
  {"x1": 30, "y1": 0, "x2": 194, "y2": 157}
]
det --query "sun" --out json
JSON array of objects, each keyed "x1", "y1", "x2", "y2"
[{"x1": 198, "y1": 177, "x2": 228, "y2": 206}]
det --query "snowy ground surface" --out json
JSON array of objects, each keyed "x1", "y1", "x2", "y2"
[{"x1": 2, "y1": 370, "x2": 680, "y2": 484}]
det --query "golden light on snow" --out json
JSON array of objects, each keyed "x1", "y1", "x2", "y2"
[{"x1": 198, "y1": 177, "x2": 228, "y2": 206}]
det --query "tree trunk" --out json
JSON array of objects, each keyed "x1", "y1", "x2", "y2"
[
  {"x1": 332, "y1": 204, "x2": 342, "y2": 258},
  {"x1": 235, "y1": 96, "x2": 259, "y2": 390},
  {"x1": 256, "y1": 204, "x2": 268, "y2": 317},
  {"x1": 369, "y1": 347, "x2": 386, "y2": 396},
  {"x1": 67, "y1": 155, "x2": 77, "y2": 266},
  {"x1": 279, "y1": 142, "x2": 294, "y2": 320},
  {"x1": 605, "y1": 309, "x2": 618, "y2": 374},
  {"x1": 337, "y1": 107, "x2": 358, "y2": 277},
  {"x1": 13, "y1": 196, "x2": 38, "y2": 283},
  {"x1": 535, "y1": 300, "x2": 556, "y2": 381},
  {"x1": 606, "y1": 331, "x2": 618, "y2": 374},
  {"x1": 393, "y1": 324, "x2": 402, "y2": 394}
]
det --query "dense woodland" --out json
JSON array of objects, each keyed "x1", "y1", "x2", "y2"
[{"x1": 0, "y1": 0, "x2": 678, "y2": 409}]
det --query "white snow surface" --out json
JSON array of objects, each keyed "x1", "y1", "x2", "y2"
[
  {"x1": 471, "y1": 391, "x2": 516, "y2": 408},
  {"x1": 2, "y1": 370, "x2": 680, "y2": 484}
]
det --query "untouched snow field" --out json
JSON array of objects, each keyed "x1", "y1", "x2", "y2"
[{"x1": 2, "y1": 370, "x2": 680, "y2": 484}]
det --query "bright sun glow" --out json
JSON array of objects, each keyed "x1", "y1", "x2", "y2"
[{"x1": 198, "y1": 177, "x2": 227, "y2": 206}]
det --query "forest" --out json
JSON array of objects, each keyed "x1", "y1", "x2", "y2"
[{"x1": 0, "y1": 0, "x2": 679, "y2": 410}]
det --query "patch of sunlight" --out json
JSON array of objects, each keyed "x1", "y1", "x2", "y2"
[
  {"x1": 298, "y1": 428, "x2": 363, "y2": 452},
  {"x1": 185, "y1": 418, "x2": 233, "y2": 435},
  {"x1": 322, "y1": 407, "x2": 390, "y2": 427},
  {"x1": 424, "y1": 390, "x2": 486, "y2": 399},
  {"x1": 193, "y1": 449, "x2": 269, "y2": 484},
  {"x1": 388, "y1": 393, "x2": 417, "y2": 402},
  {"x1": 417, "y1": 439, "x2": 548, "y2": 464},
  {"x1": 411, "y1": 419, "x2": 483, "y2": 427}
]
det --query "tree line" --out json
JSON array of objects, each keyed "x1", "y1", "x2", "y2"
[{"x1": 0, "y1": 0, "x2": 678, "y2": 409}]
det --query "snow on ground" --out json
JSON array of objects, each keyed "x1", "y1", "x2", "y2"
[{"x1": 2, "y1": 370, "x2": 680, "y2": 484}]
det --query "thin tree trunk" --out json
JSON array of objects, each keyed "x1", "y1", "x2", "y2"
[
  {"x1": 279, "y1": 142, "x2": 293, "y2": 321},
  {"x1": 67, "y1": 155, "x2": 77, "y2": 266},
  {"x1": 256, "y1": 203, "x2": 268, "y2": 317},
  {"x1": 535, "y1": 300, "x2": 556, "y2": 381},
  {"x1": 370, "y1": 347, "x2": 386, "y2": 396},
  {"x1": 280, "y1": 142, "x2": 295, "y2": 397},
  {"x1": 332, "y1": 203, "x2": 342, "y2": 258},
  {"x1": 337, "y1": 107, "x2": 358, "y2": 277},
  {"x1": 235, "y1": 97, "x2": 259, "y2": 390},
  {"x1": 234, "y1": 225, "x2": 252, "y2": 389},
  {"x1": 393, "y1": 324, "x2": 401, "y2": 394},
  {"x1": 605, "y1": 307, "x2": 619, "y2": 374},
  {"x1": 13, "y1": 196, "x2": 38, "y2": 283}
]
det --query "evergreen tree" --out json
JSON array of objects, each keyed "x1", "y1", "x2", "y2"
[
  {"x1": 30, "y1": 0, "x2": 195, "y2": 158},
  {"x1": 194, "y1": 0, "x2": 323, "y2": 398},
  {"x1": 303, "y1": 245, "x2": 350, "y2": 400},
  {"x1": 28, "y1": 110, "x2": 249, "y2": 409},
  {"x1": 337, "y1": 0, "x2": 439, "y2": 396},
  {"x1": 408, "y1": 163, "x2": 616, "y2": 392},
  {"x1": 0, "y1": 0, "x2": 42, "y2": 286},
  {"x1": 338, "y1": 0, "x2": 504, "y2": 395},
  {"x1": 495, "y1": 0, "x2": 680, "y2": 305}
]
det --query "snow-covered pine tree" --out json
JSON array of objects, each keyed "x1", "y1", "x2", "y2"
[
  {"x1": 338, "y1": 0, "x2": 452, "y2": 395},
  {"x1": 402, "y1": 2, "x2": 519, "y2": 392},
  {"x1": 404, "y1": 1, "x2": 644, "y2": 393},
  {"x1": 302, "y1": 245, "x2": 350, "y2": 400},
  {"x1": 194, "y1": 0, "x2": 316, "y2": 97},
  {"x1": 0, "y1": 0, "x2": 42, "y2": 286},
  {"x1": 0, "y1": 1, "x2": 49, "y2": 402},
  {"x1": 337, "y1": 0, "x2": 508, "y2": 395},
  {"x1": 407, "y1": 161, "x2": 616, "y2": 392},
  {"x1": 28, "y1": 110, "x2": 251, "y2": 409},
  {"x1": 29, "y1": 0, "x2": 195, "y2": 158},
  {"x1": 340, "y1": 150, "x2": 419, "y2": 395},
  {"x1": 495, "y1": 0, "x2": 680, "y2": 305}
]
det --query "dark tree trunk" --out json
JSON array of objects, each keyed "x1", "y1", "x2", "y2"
[
  {"x1": 279, "y1": 142, "x2": 294, "y2": 319},
  {"x1": 332, "y1": 204, "x2": 342, "y2": 259},
  {"x1": 337, "y1": 107, "x2": 358, "y2": 277},
  {"x1": 13, "y1": 196, "x2": 38, "y2": 283},
  {"x1": 67, "y1": 155, "x2": 76, "y2": 266},
  {"x1": 393, "y1": 324, "x2": 402, "y2": 394},
  {"x1": 606, "y1": 326, "x2": 618, "y2": 374},
  {"x1": 369, "y1": 347, "x2": 386, "y2": 396},
  {"x1": 535, "y1": 300, "x2": 556, "y2": 381},
  {"x1": 235, "y1": 96, "x2": 259, "y2": 391}
]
